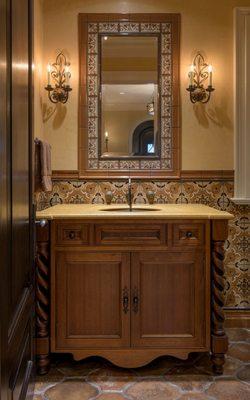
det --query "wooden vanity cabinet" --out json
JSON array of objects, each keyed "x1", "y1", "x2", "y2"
[
  {"x1": 36, "y1": 218, "x2": 229, "y2": 375},
  {"x1": 53, "y1": 249, "x2": 208, "y2": 352}
]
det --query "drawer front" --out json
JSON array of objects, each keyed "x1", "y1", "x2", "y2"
[
  {"x1": 95, "y1": 224, "x2": 167, "y2": 246},
  {"x1": 56, "y1": 223, "x2": 90, "y2": 245},
  {"x1": 173, "y1": 223, "x2": 205, "y2": 247}
]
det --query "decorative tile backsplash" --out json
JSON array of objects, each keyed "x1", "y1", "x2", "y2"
[
  {"x1": 35, "y1": 179, "x2": 249, "y2": 309},
  {"x1": 86, "y1": 20, "x2": 174, "y2": 171}
]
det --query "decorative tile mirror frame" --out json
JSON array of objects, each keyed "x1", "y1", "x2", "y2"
[{"x1": 78, "y1": 14, "x2": 180, "y2": 179}]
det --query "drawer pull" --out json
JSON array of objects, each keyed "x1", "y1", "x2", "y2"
[
  {"x1": 132, "y1": 288, "x2": 139, "y2": 313},
  {"x1": 186, "y1": 231, "x2": 193, "y2": 238},
  {"x1": 122, "y1": 287, "x2": 129, "y2": 314},
  {"x1": 69, "y1": 231, "x2": 76, "y2": 240}
]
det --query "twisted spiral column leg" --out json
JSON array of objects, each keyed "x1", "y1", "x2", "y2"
[
  {"x1": 211, "y1": 222, "x2": 229, "y2": 375},
  {"x1": 36, "y1": 224, "x2": 50, "y2": 375}
]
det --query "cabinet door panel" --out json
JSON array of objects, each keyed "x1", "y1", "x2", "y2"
[
  {"x1": 131, "y1": 252, "x2": 209, "y2": 349},
  {"x1": 52, "y1": 251, "x2": 130, "y2": 349}
]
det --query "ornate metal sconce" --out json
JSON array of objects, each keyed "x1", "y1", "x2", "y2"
[
  {"x1": 45, "y1": 52, "x2": 72, "y2": 104},
  {"x1": 186, "y1": 53, "x2": 215, "y2": 103}
]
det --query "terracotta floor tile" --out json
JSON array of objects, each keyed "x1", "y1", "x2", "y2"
[
  {"x1": 177, "y1": 394, "x2": 213, "y2": 400},
  {"x1": 34, "y1": 328, "x2": 250, "y2": 399},
  {"x1": 44, "y1": 380, "x2": 98, "y2": 400},
  {"x1": 223, "y1": 356, "x2": 242, "y2": 376},
  {"x1": 236, "y1": 364, "x2": 250, "y2": 382},
  {"x1": 206, "y1": 380, "x2": 250, "y2": 400},
  {"x1": 96, "y1": 394, "x2": 128, "y2": 400},
  {"x1": 228, "y1": 343, "x2": 250, "y2": 362},
  {"x1": 125, "y1": 381, "x2": 181, "y2": 400},
  {"x1": 164, "y1": 374, "x2": 213, "y2": 391},
  {"x1": 227, "y1": 328, "x2": 250, "y2": 342},
  {"x1": 87, "y1": 365, "x2": 137, "y2": 391}
]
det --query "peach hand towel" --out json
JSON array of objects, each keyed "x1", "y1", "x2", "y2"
[{"x1": 35, "y1": 139, "x2": 52, "y2": 192}]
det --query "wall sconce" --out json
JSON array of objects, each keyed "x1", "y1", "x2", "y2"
[
  {"x1": 186, "y1": 53, "x2": 215, "y2": 103},
  {"x1": 45, "y1": 52, "x2": 72, "y2": 103}
]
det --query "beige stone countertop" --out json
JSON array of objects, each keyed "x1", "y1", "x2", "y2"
[{"x1": 36, "y1": 204, "x2": 233, "y2": 220}]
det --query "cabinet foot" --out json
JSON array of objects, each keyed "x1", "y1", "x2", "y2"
[
  {"x1": 211, "y1": 353, "x2": 225, "y2": 375},
  {"x1": 37, "y1": 354, "x2": 50, "y2": 375}
]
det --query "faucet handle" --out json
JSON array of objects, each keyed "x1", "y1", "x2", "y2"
[
  {"x1": 146, "y1": 190, "x2": 155, "y2": 204},
  {"x1": 105, "y1": 190, "x2": 114, "y2": 205}
]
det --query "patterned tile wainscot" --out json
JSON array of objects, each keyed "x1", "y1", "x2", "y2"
[{"x1": 35, "y1": 180, "x2": 250, "y2": 309}]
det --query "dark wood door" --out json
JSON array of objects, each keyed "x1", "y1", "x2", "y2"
[
  {"x1": 0, "y1": 0, "x2": 34, "y2": 399},
  {"x1": 131, "y1": 251, "x2": 210, "y2": 349},
  {"x1": 52, "y1": 251, "x2": 131, "y2": 350}
]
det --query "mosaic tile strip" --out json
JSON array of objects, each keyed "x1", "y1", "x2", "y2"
[
  {"x1": 86, "y1": 21, "x2": 174, "y2": 171},
  {"x1": 141, "y1": 23, "x2": 160, "y2": 32},
  {"x1": 120, "y1": 22, "x2": 139, "y2": 32}
]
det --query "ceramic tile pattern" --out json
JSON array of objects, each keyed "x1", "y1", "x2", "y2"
[
  {"x1": 35, "y1": 179, "x2": 250, "y2": 309},
  {"x1": 85, "y1": 21, "x2": 174, "y2": 171},
  {"x1": 34, "y1": 328, "x2": 250, "y2": 400}
]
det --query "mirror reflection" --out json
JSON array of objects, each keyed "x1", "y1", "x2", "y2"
[{"x1": 101, "y1": 36, "x2": 159, "y2": 158}]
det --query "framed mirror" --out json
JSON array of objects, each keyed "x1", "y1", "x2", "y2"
[
  {"x1": 100, "y1": 35, "x2": 159, "y2": 159},
  {"x1": 79, "y1": 14, "x2": 180, "y2": 178}
]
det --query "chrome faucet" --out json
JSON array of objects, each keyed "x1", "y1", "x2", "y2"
[{"x1": 126, "y1": 177, "x2": 133, "y2": 212}]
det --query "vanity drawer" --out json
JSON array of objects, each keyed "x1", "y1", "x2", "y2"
[
  {"x1": 95, "y1": 224, "x2": 167, "y2": 246},
  {"x1": 55, "y1": 222, "x2": 90, "y2": 245},
  {"x1": 173, "y1": 223, "x2": 205, "y2": 247}
]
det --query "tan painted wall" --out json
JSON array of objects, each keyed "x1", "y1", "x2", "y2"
[{"x1": 35, "y1": 0, "x2": 250, "y2": 171}]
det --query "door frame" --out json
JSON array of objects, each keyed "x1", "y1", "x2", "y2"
[{"x1": 0, "y1": 0, "x2": 35, "y2": 398}]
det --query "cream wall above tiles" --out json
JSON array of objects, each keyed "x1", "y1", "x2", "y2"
[{"x1": 35, "y1": 0, "x2": 250, "y2": 171}]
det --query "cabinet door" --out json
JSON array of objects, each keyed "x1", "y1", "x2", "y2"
[
  {"x1": 131, "y1": 252, "x2": 209, "y2": 349},
  {"x1": 52, "y1": 251, "x2": 130, "y2": 350}
]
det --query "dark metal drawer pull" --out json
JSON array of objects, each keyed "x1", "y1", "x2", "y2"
[
  {"x1": 69, "y1": 231, "x2": 76, "y2": 239},
  {"x1": 186, "y1": 231, "x2": 193, "y2": 238}
]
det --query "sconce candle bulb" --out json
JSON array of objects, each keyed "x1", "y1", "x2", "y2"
[
  {"x1": 189, "y1": 64, "x2": 194, "y2": 86},
  {"x1": 105, "y1": 131, "x2": 109, "y2": 152},
  {"x1": 208, "y1": 64, "x2": 213, "y2": 86},
  {"x1": 45, "y1": 52, "x2": 72, "y2": 104},
  {"x1": 186, "y1": 53, "x2": 215, "y2": 103},
  {"x1": 47, "y1": 63, "x2": 51, "y2": 85},
  {"x1": 65, "y1": 65, "x2": 70, "y2": 86}
]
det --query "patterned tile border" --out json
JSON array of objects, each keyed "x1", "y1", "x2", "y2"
[
  {"x1": 86, "y1": 21, "x2": 173, "y2": 171},
  {"x1": 35, "y1": 180, "x2": 250, "y2": 308}
]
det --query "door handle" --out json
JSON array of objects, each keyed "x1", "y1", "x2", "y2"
[
  {"x1": 122, "y1": 287, "x2": 129, "y2": 314},
  {"x1": 132, "y1": 287, "x2": 139, "y2": 313},
  {"x1": 35, "y1": 219, "x2": 48, "y2": 227}
]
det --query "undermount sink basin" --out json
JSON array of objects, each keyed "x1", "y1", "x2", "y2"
[{"x1": 100, "y1": 207, "x2": 161, "y2": 212}]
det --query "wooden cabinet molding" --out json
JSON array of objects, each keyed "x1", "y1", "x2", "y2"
[{"x1": 35, "y1": 218, "x2": 229, "y2": 375}]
